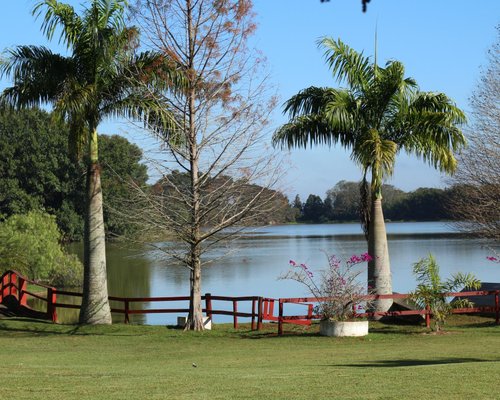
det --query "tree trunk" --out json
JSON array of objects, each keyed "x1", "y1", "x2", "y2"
[
  {"x1": 367, "y1": 198, "x2": 393, "y2": 317},
  {"x1": 79, "y1": 129, "x2": 112, "y2": 325},
  {"x1": 183, "y1": 0, "x2": 204, "y2": 331},
  {"x1": 185, "y1": 248, "x2": 204, "y2": 330}
]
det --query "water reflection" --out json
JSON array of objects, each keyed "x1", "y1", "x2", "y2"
[{"x1": 62, "y1": 242, "x2": 153, "y2": 324}]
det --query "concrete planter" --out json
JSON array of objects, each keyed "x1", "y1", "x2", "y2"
[{"x1": 319, "y1": 319, "x2": 369, "y2": 337}]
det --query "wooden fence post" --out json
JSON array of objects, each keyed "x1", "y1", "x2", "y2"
[
  {"x1": 425, "y1": 304, "x2": 431, "y2": 329},
  {"x1": 233, "y1": 299, "x2": 238, "y2": 329},
  {"x1": 124, "y1": 300, "x2": 130, "y2": 324},
  {"x1": 1, "y1": 272, "x2": 10, "y2": 303},
  {"x1": 251, "y1": 298, "x2": 256, "y2": 330},
  {"x1": 0, "y1": 273, "x2": 4, "y2": 304},
  {"x1": 205, "y1": 293, "x2": 212, "y2": 320},
  {"x1": 18, "y1": 277, "x2": 27, "y2": 306},
  {"x1": 10, "y1": 272, "x2": 17, "y2": 298},
  {"x1": 495, "y1": 290, "x2": 499, "y2": 325},
  {"x1": 278, "y1": 300, "x2": 284, "y2": 336},
  {"x1": 308, "y1": 304, "x2": 313, "y2": 320},
  {"x1": 257, "y1": 297, "x2": 263, "y2": 330},
  {"x1": 47, "y1": 288, "x2": 57, "y2": 323}
]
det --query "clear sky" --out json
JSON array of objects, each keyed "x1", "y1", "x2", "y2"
[{"x1": 1, "y1": 0, "x2": 499, "y2": 200}]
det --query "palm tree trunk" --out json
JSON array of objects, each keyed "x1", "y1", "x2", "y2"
[
  {"x1": 368, "y1": 198, "x2": 393, "y2": 317},
  {"x1": 79, "y1": 129, "x2": 112, "y2": 325}
]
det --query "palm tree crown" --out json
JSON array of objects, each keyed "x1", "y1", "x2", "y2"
[
  {"x1": 0, "y1": 0, "x2": 183, "y2": 324},
  {"x1": 273, "y1": 37, "x2": 466, "y2": 314},
  {"x1": 274, "y1": 37, "x2": 466, "y2": 197},
  {"x1": 1, "y1": 0, "x2": 181, "y2": 155}
]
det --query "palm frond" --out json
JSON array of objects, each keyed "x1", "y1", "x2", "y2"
[
  {"x1": 323, "y1": 89, "x2": 360, "y2": 132},
  {"x1": 352, "y1": 129, "x2": 396, "y2": 194},
  {"x1": 391, "y1": 92, "x2": 467, "y2": 174},
  {"x1": 33, "y1": 0, "x2": 83, "y2": 47},
  {"x1": 272, "y1": 112, "x2": 358, "y2": 150},
  {"x1": 0, "y1": 46, "x2": 75, "y2": 108},
  {"x1": 443, "y1": 272, "x2": 481, "y2": 293},
  {"x1": 319, "y1": 37, "x2": 373, "y2": 91},
  {"x1": 101, "y1": 92, "x2": 181, "y2": 142},
  {"x1": 273, "y1": 115, "x2": 337, "y2": 149},
  {"x1": 283, "y1": 86, "x2": 336, "y2": 118}
]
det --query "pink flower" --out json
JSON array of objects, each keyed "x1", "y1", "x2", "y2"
[
  {"x1": 348, "y1": 255, "x2": 361, "y2": 264},
  {"x1": 361, "y1": 253, "x2": 373, "y2": 262},
  {"x1": 329, "y1": 255, "x2": 340, "y2": 268},
  {"x1": 486, "y1": 256, "x2": 498, "y2": 262},
  {"x1": 289, "y1": 260, "x2": 297, "y2": 266}
]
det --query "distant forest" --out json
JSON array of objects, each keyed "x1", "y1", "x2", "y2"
[
  {"x1": 288, "y1": 181, "x2": 461, "y2": 224},
  {"x1": 0, "y1": 108, "x2": 466, "y2": 241}
]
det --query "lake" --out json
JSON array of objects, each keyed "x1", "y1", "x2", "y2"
[{"x1": 65, "y1": 222, "x2": 499, "y2": 325}]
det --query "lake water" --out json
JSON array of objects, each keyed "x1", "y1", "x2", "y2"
[{"x1": 65, "y1": 222, "x2": 499, "y2": 325}]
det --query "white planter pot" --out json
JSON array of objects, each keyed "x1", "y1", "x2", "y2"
[{"x1": 319, "y1": 320, "x2": 369, "y2": 337}]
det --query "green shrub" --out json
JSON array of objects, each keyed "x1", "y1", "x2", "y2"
[
  {"x1": 410, "y1": 254, "x2": 481, "y2": 331},
  {"x1": 0, "y1": 211, "x2": 82, "y2": 287}
]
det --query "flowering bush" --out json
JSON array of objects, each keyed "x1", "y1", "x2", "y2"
[{"x1": 281, "y1": 252, "x2": 373, "y2": 321}]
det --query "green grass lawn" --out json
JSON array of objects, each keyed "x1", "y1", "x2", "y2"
[{"x1": 0, "y1": 316, "x2": 499, "y2": 400}]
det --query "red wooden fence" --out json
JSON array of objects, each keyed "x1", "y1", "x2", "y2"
[
  {"x1": 1, "y1": 270, "x2": 499, "y2": 335},
  {"x1": 276, "y1": 291, "x2": 500, "y2": 335},
  {"x1": 0, "y1": 270, "x2": 262, "y2": 329}
]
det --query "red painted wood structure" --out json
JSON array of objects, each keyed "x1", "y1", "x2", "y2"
[
  {"x1": 276, "y1": 291, "x2": 500, "y2": 335},
  {"x1": 1, "y1": 270, "x2": 499, "y2": 334}
]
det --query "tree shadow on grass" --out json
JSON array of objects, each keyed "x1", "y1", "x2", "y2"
[
  {"x1": 0, "y1": 319, "x2": 138, "y2": 337},
  {"x1": 0, "y1": 320, "x2": 82, "y2": 336},
  {"x1": 326, "y1": 357, "x2": 500, "y2": 368},
  {"x1": 237, "y1": 326, "x2": 323, "y2": 339},
  {"x1": 453, "y1": 320, "x2": 498, "y2": 329},
  {"x1": 237, "y1": 323, "x2": 429, "y2": 339}
]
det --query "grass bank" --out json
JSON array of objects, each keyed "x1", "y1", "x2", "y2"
[{"x1": 1, "y1": 316, "x2": 499, "y2": 400}]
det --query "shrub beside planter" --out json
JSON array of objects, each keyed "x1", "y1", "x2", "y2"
[{"x1": 319, "y1": 319, "x2": 369, "y2": 337}]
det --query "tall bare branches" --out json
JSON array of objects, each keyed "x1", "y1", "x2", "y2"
[
  {"x1": 450, "y1": 26, "x2": 500, "y2": 241},
  {"x1": 128, "y1": 0, "x2": 282, "y2": 329}
]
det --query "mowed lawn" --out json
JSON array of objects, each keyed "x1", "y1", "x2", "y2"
[{"x1": 0, "y1": 316, "x2": 499, "y2": 400}]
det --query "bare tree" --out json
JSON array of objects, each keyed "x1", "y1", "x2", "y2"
[
  {"x1": 128, "y1": 0, "x2": 281, "y2": 330},
  {"x1": 449, "y1": 25, "x2": 500, "y2": 241}
]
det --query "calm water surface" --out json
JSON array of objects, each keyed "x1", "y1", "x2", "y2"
[{"x1": 65, "y1": 222, "x2": 499, "y2": 325}]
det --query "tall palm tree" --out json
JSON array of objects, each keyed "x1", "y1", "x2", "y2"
[
  {"x1": 273, "y1": 38, "x2": 466, "y2": 314},
  {"x1": 0, "y1": 0, "x2": 182, "y2": 324}
]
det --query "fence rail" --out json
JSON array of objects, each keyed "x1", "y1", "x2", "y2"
[
  {"x1": 1, "y1": 270, "x2": 499, "y2": 334},
  {"x1": 0, "y1": 270, "x2": 263, "y2": 329},
  {"x1": 276, "y1": 291, "x2": 500, "y2": 335}
]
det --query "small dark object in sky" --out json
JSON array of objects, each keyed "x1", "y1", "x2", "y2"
[{"x1": 320, "y1": 0, "x2": 371, "y2": 13}]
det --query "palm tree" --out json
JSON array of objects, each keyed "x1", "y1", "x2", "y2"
[
  {"x1": 273, "y1": 38, "x2": 466, "y2": 314},
  {"x1": 0, "y1": 0, "x2": 182, "y2": 324},
  {"x1": 410, "y1": 254, "x2": 480, "y2": 332}
]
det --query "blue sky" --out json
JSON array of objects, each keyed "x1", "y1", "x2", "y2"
[{"x1": 1, "y1": 1, "x2": 499, "y2": 199}]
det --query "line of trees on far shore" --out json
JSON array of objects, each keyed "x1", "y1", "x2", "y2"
[{"x1": 289, "y1": 180, "x2": 467, "y2": 224}]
